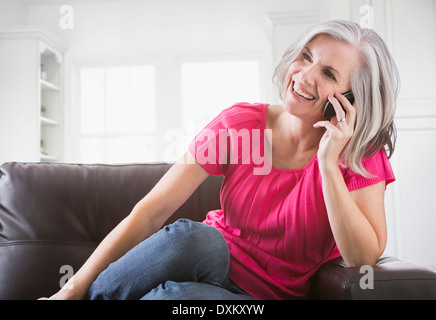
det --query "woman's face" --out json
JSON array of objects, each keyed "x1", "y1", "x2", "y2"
[{"x1": 282, "y1": 34, "x2": 360, "y2": 120}]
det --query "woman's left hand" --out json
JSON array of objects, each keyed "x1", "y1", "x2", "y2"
[{"x1": 313, "y1": 92, "x2": 357, "y2": 165}]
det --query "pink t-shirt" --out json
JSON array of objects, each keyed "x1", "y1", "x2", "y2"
[{"x1": 188, "y1": 102, "x2": 395, "y2": 299}]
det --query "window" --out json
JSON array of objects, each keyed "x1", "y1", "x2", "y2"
[
  {"x1": 161, "y1": 58, "x2": 261, "y2": 162},
  {"x1": 78, "y1": 64, "x2": 156, "y2": 163},
  {"x1": 181, "y1": 59, "x2": 261, "y2": 134},
  {"x1": 74, "y1": 56, "x2": 262, "y2": 164}
]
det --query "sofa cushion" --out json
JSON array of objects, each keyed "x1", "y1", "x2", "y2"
[
  {"x1": 0, "y1": 241, "x2": 96, "y2": 299},
  {"x1": 312, "y1": 256, "x2": 436, "y2": 299}
]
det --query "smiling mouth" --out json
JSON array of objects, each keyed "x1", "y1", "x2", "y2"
[{"x1": 292, "y1": 81, "x2": 315, "y2": 101}]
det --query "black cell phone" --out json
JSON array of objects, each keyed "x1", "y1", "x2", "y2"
[{"x1": 322, "y1": 91, "x2": 354, "y2": 119}]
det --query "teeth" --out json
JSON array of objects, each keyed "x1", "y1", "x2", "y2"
[{"x1": 293, "y1": 83, "x2": 314, "y2": 100}]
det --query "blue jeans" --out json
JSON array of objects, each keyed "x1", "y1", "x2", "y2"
[{"x1": 86, "y1": 219, "x2": 255, "y2": 300}]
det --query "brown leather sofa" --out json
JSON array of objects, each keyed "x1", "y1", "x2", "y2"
[{"x1": 1, "y1": 162, "x2": 435, "y2": 300}]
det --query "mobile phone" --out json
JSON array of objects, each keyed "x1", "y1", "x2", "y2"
[{"x1": 322, "y1": 91, "x2": 354, "y2": 119}]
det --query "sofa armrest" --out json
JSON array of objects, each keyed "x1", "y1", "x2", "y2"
[{"x1": 311, "y1": 256, "x2": 436, "y2": 299}]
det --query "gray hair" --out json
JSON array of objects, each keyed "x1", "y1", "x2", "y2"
[{"x1": 273, "y1": 20, "x2": 400, "y2": 177}]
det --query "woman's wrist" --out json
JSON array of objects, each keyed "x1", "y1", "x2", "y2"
[
  {"x1": 50, "y1": 274, "x2": 90, "y2": 300},
  {"x1": 317, "y1": 155, "x2": 340, "y2": 175}
]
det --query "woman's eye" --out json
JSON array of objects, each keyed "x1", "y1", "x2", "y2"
[
  {"x1": 302, "y1": 53, "x2": 312, "y2": 62},
  {"x1": 324, "y1": 70, "x2": 336, "y2": 81}
]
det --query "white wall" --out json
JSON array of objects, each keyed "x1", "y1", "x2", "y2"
[
  {"x1": 1, "y1": 0, "x2": 436, "y2": 271},
  {"x1": 0, "y1": 0, "x2": 28, "y2": 27},
  {"x1": 383, "y1": 0, "x2": 436, "y2": 271}
]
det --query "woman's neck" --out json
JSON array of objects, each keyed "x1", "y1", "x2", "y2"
[
  {"x1": 276, "y1": 109, "x2": 324, "y2": 154},
  {"x1": 266, "y1": 105, "x2": 325, "y2": 169}
]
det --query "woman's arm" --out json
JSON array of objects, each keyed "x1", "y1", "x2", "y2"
[
  {"x1": 314, "y1": 92, "x2": 387, "y2": 267},
  {"x1": 318, "y1": 163, "x2": 387, "y2": 266},
  {"x1": 43, "y1": 152, "x2": 209, "y2": 300}
]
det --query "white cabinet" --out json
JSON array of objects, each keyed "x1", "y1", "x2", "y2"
[{"x1": 0, "y1": 27, "x2": 66, "y2": 164}]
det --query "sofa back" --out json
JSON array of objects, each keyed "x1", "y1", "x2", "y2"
[{"x1": 0, "y1": 162, "x2": 222, "y2": 299}]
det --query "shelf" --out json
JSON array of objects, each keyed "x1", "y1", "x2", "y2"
[
  {"x1": 40, "y1": 116, "x2": 58, "y2": 126},
  {"x1": 0, "y1": 28, "x2": 65, "y2": 164},
  {"x1": 39, "y1": 46, "x2": 61, "y2": 164},
  {"x1": 40, "y1": 79, "x2": 59, "y2": 91}
]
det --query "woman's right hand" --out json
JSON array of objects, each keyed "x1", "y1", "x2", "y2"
[
  {"x1": 38, "y1": 276, "x2": 88, "y2": 300},
  {"x1": 38, "y1": 290, "x2": 74, "y2": 300}
]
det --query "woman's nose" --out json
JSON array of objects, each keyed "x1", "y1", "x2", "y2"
[{"x1": 299, "y1": 67, "x2": 315, "y2": 87}]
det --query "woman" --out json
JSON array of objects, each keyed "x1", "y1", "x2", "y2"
[{"x1": 42, "y1": 20, "x2": 399, "y2": 300}]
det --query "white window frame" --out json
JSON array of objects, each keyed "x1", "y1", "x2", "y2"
[
  {"x1": 70, "y1": 56, "x2": 160, "y2": 163},
  {"x1": 166, "y1": 51, "x2": 268, "y2": 161},
  {"x1": 66, "y1": 50, "x2": 269, "y2": 164}
]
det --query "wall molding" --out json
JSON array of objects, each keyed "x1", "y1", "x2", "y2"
[
  {"x1": 396, "y1": 97, "x2": 436, "y2": 116},
  {"x1": 265, "y1": 10, "x2": 319, "y2": 42},
  {"x1": 395, "y1": 97, "x2": 436, "y2": 131},
  {"x1": 0, "y1": 26, "x2": 66, "y2": 53},
  {"x1": 388, "y1": 94, "x2": 436, "y2": 267}
]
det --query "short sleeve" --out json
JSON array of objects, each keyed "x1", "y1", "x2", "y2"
[
  {"x1": 188, "y1": 102, "x2": 267, "y2": 176},
  {"x1": 342, "y1": 149, "x2": 396, "y2": 191}
]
